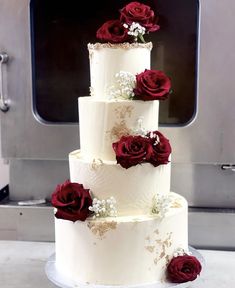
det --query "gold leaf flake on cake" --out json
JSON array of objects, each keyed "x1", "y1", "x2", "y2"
[
  {"x1": 107, "y1": 120, "x2": 132, "y2": 142},
  {"x1": 165, "y1": 255, "x2": 170, "y2": 264},
  {"x1": 163, "y1": 232, "x2": 173, "y2": 248},
  {"x1": 115, "y1": 105, "x2": 134, "y2": 119},
  {"x1": 106, "y1": 105, "x2": 134, "y2": 141},
  {"x1": 145, "y1": 236, "x2": 150, "y2": 241},
  {"x1": 170, "y1": 201, "x2": 182, "y2": 208},
  {"x1": 153, "y1": 232, "x2": 173, "y2": 265},
  {"x1": 87, "y1": 221, "x2": 117, "y2": 238},
  {"x1": 159, "y1": 251, "x2": 166, "y2": 260},
  {"x1": 90, "y1": 158, "x2": 104, "y2": 170},
  {"x1": 145, "y1": 246, "x2": 155, "y2": 253}
]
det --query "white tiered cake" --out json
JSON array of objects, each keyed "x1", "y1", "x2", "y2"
[
  {"x1": 51, "y1": 1, "x2": 202, "y2": 286},
  {"x1": 54, "y1": 42, "x2": 188, "y2": 285}
]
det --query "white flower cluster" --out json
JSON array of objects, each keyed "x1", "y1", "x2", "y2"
[
  {"x1": 151, "y1": 194, "x2": 173, "y2": 218},
  {"x1": 149, "y1": 131, "x2": 160, "y2": 145},
  {"x1": 132, "y1": 116, "x2": 148, "y2": 136},
  {"x1": 89, "y1": 196, "x2": 117, "y2": 218},
  {"x1": 173, "y1": 247, "x2": 192, "y2": 258},
  {"x1": 123, "y1": 22, "x2": 146, "y2": 42},
  {"x1": 108, "y1": 71, "x2": 136, "y2": 100}
]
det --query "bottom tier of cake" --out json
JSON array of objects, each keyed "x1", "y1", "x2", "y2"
[{"x1": 55, "y1": 192, "x2": 188, "y2": 286}]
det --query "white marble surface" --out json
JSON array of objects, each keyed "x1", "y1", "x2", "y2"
[{"x1": 0, "y1": 240, "x2": 234, "y2": 288}]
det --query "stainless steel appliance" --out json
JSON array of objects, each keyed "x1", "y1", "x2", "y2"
[{"x1": 0, "y1": 0, "x2": 235, "y2": 248}]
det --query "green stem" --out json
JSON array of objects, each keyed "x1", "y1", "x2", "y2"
[{"x1": 138, "y1": 34, "x2": 146, "y2": 43}]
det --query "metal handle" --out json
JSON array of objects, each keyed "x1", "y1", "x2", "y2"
[
  {"x1": 221, "y1": 164, "x2": 235, "y2": 172},
  {"x1": 0, "y1": 52, "x2": 9, "y2": 112}
]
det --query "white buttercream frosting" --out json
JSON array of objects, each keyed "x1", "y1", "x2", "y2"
[
  {"x1": 78, "y1": 97, "x2": 159, "y2": 161},
  {"x1": 69, "y1": 150, "x2": 171, "y2": 216},
  {"x1": 88, "y1": 42, "x2": 151, "y2": 99},
  {"x1": 55, "y1": 192, "x2": 188, "y2": 286}
]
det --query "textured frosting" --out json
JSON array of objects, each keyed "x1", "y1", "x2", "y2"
[
  {"x1": 79, "y1": 97, "x2": 159, "y2": 161},
  {"x1": 69, "y1": 150, "x2": 171, "y2": 216},
  {"x1": 88, "y1": 42, "x2": 151, "y2": 99},
  {"x1": 88, "y1": 42, "x2": 153, "y2": 50},
  {"x1": 55, "y1": 192, "x2": 188, "y2": 286}
]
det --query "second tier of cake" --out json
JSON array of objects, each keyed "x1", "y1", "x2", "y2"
[{"x1": 79, "y1": 97, "x2": 159, "y2": 161}]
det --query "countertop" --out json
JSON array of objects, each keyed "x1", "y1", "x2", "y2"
[{"x1": 0, "y1": 241, "x2": 234, "y2": 288}]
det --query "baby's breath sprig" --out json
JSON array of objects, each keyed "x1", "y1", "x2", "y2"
[
  {"x1": 89, "y1": 196, "x2": 117, "y2": 219},
  {"x1": 123, "y1": 22, "x2": 146, "y2": 43},
  {"x1": 173, "y1": 247, "x2": 192, "y2": 258},
  {"x1": 107, "y1": 71, "x2": 136, "y2": 100},
  {"x1": 151, "y1": 194, "x2": 173, "y2": 218}
]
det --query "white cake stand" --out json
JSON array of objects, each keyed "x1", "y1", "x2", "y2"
[{"x1": 45, "y1": 246, "x2": 205, "y2": 288}]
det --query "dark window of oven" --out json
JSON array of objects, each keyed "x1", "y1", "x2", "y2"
[{"x1": 30, "y1": 0, "x2": 199, "y2": 125}]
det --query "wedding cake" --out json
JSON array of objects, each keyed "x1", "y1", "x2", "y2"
[{"x1": 51, "y1": 1, "x2": 202, "y2": 286}]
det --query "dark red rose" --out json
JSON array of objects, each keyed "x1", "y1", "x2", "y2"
[
  {"x1": 147, "y1": 131, "x2": 171, "y2": 167},
  {"x1": 112, "y1": 135, "x2": 153, "y2": 169},
  {"x1": 51, "y1": 180, "x2": 92, "y2": 222},
  {"x1": 96, "y1": 19, "x2": 130, "y2": 43},
  {"x1": 167, "y1": 255, "x2": 202, "y2": 283},
  {"x1": 133, "y1": 69, "x2": 171, "y2": 101},
  {"x1": 120, "y1": 1, "x2": 160, "y2": 32}
]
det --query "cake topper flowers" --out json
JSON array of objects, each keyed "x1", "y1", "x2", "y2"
[
  {"x1": 96, "y1": 1, "x2": 160, "y2": 43},
  {"x1": 96, "y1": 20, "x2": 131, "y2": 44}
]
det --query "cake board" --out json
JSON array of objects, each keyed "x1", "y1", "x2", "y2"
[{"x1": 45, "y1": 246, "x2": 205, "y2": 288}]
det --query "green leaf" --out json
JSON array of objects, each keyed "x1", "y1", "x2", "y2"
[{"x1": 138, "y1": 34, "x2": 146, "y2": 43}]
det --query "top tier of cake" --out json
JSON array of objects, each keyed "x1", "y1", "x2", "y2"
[{"x1": 88, "y1": 42, "x2": 152, "y2": 99}]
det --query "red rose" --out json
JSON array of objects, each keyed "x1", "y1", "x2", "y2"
[
  {"x1": 120, "y1": 1, "x2": 160, "y2": 32},
  {"x1": 133, "y1": 69, "x2": 171, "y2": 101},
  {"x1": 112, "y1": 135, "x2": 153, "y2": 169},
  {"x1": 167, "y1": 255, "x2": 202, "y2": 283},
  {"x1": 51, "y1": 180, "x2": 92, "y2": 222},
  {"x1": 96, "y1": 19, "x2": 130, "y2": 43},
  {"x1": 147, "y1": 131, "x2": 171, "y2": 167}
]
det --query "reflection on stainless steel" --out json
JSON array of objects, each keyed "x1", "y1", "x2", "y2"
[
  {"x1": 0, "y1": 52, "x2": 9, "y2": 112},
  {"x1": 221, "y1": 164, "x2": 235, "y2": 172}
]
